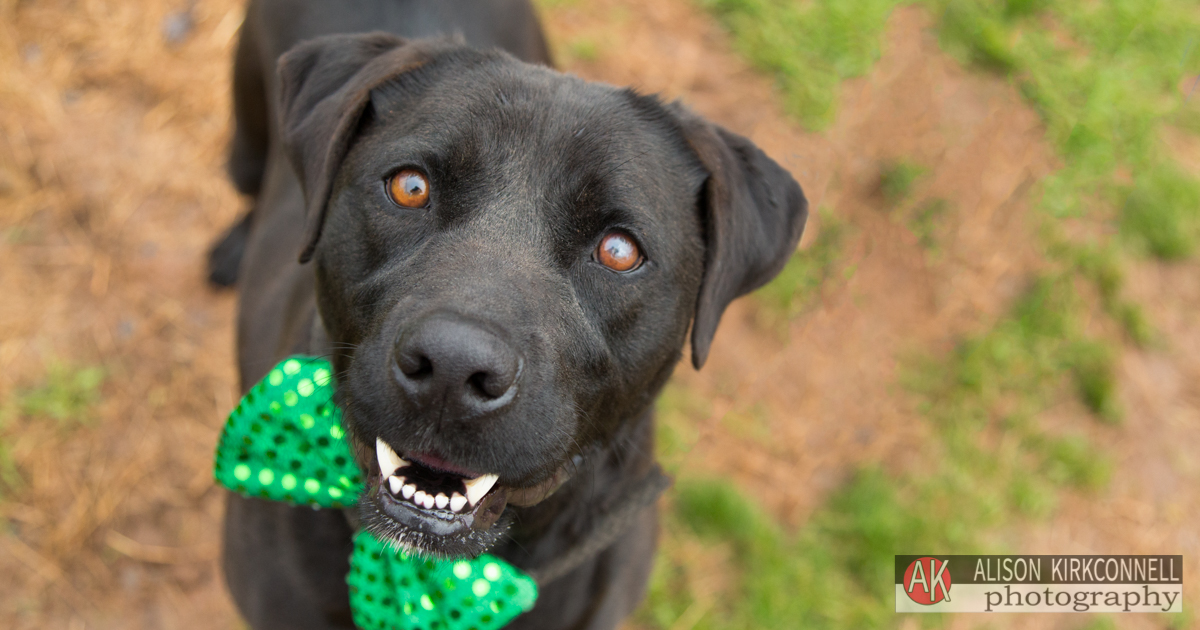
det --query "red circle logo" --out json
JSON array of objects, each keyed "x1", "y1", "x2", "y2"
[{"x1": 903, "y1": 557, "x2": 952, "y2": 605}]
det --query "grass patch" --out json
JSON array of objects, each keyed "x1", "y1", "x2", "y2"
[
  {"x1": 563, "y1": 37, "x2": 600, "y2": 63},
  {"x1": 932, "y1": 0, "x2": 1200, "y2": 261},
  {"x1": 10, "y1": 362, "x2": 105, "y2": 424},
  {"x1": 753, "y1": 208, "x2": 846, "y2": 322},
  {"x1": 699, "y1": 0, "x2": 903, "y2": 129},
  {"x1": 1120, "y1": 164, "x2": 1200, "y2": 260},
  {"x1": 0, "y1": 362, "x2": 105, "y2": 491},
  {"x1": 656, "y1": 382, "x2": 710, "y2": 472},
  {"x1": 909, "y1": 198, "x2": 950, "y2": 252},
  {"x1": 879, "y1": 160, "x2": 928, "y2": 204}
]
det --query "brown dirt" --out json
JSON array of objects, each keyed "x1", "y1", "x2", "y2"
[{"x1": 0, "y1": 0, "x2": 1195, "y2": 628}]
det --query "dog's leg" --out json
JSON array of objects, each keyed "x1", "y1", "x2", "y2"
[{"x1": 209, "y1": 5, "x2": 269, "y2": 287}]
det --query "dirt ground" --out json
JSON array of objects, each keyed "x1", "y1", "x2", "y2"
[{"x1": 1, "y1": 0, "x2": 1197, "y2": 628}]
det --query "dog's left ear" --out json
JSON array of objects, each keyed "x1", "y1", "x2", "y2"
[
  {"x1": 669, "y1": 105, "x2": 809, "y2": 369},
  {"x1": 278, "y1": 33, "x2": 454, "y2": 262}
]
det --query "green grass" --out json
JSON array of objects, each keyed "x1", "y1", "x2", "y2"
[
  {"x1": 753, "y1": 208, "x2": 846, "y2": 321},
  {"x1": 0, "y1": 362, "x2": 104, "y2": 490},
  {"x1": 879, "y1": 160, "x2": 928, "y2": 204},
  {"x1": 931, "y1": 0, "x2": 1200, "y2": 260},
  {"x1": 11, "y1": 362, "x2": 105, "y2": 424},
  {"x1": 699, "y1": 0, "x2": 904, "y2": 129},
  {"x1": 909, "y1": 198, "x2": 950, "y2": 252}
]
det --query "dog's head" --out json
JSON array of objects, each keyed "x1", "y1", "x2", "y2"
[{"x1": 278, "y1": 33, "x2": 807, "y2": 557}]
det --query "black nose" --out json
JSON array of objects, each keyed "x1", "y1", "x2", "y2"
[{"x1": 393, "y1": 314, "x2": 522, "y2": 418}]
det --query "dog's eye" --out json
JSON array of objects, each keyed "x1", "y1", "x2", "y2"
[
  {"x1": 386, "y1": 169, "x2": 430, "y2": 208},
  {"x1": 595, "y1": 231, "x2": 642, "y2": 272}
]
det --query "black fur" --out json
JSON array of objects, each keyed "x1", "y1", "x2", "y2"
[{"x1": 214, "y1": 2, "x2": 807, "y2": 629}]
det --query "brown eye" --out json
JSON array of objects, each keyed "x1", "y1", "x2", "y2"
[
  {"x1": 595, "y1": 231, "x2": 642, "y2": 272},
  {"x1": 386, "y1": 169, "x2": 430, "y2": 208}
]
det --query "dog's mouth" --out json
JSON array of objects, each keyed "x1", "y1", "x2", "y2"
[{"x1": 362, "y1": 438, "x2": 568, "y2": 558}]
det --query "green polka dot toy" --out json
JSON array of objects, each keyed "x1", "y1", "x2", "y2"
[
  {"x1": 214, "y1": 356, "x2": 538, "y2": 630},
  {"x1": 348, "y1": 531, "x2": 537, "y2": 630}
]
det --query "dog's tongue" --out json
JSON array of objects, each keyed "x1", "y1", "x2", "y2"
[{"x1": 405, "y1": 450, "x2": 484, "y2": 479}]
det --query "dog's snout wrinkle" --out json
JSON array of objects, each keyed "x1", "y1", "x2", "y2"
[{"x1": 393, "y1": 314, "x2": 522, "y2": 418}]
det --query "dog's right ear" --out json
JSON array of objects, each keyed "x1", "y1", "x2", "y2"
[{"x1": 278, "y1": 33, "x2": 443, "y2": 263}]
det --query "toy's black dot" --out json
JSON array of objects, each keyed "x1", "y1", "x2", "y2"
[
  {"x1": 317, "y1": 437, "x2": 330, "y2": 447},
  {"x1": 450, "y1": 610, "x2": 461, "y2": 620},
  {"x1": 315, "y1": 469, "x2": 327, "y2": 480},
  {"x1": 290, "y1": 460, "x2": 302, "y2": 470},
  {"x1": 274, "y1": 435, "x2": 286, "y2": 445},
  {"x1": 334, "y1": 456, "x2": 346, "y2": 466}
]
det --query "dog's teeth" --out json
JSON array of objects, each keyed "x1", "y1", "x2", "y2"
[
  {"x1": 449, "y1": 493, "x2": 467, "y2": 512},
  {"x1": 463, "y1": 473, "x2": 499, "y2": 506},
  {"x1": 435, "y1": 493, "x2": 448, "y2": 509},
  {"x1": 414, "y1": 490, "x2": 428, "y2": 505},
  {"x1": 420, "y1": 493, "x2": 435, "y2": 509},
  {"x1": 388, "y1": 476, "x2": 404, "y2": 496},
  {"x1": 375, "y1": 438, "x2": 408, "y2": 477},
  {"x1": 402, "y1": 484, "x2": 416, "y2": 499}
]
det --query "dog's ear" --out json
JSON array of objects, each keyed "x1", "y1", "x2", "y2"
[
  {"x1": 278, "y1": 33, "x2": 445, "y2": 262},
  {"x1": 670, "y1": 105, "x2": 809, "y2": 369}
]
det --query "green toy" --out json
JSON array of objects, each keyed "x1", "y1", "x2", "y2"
[{"x1": 214, "y1": 356, "x2": 538, "y2": 630}]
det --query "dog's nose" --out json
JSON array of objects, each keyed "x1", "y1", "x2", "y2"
[{"x1": 393, "y1": 315, "x2": 522, "y2": 417}]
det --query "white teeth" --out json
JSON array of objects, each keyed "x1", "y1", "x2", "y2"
[
  {"x1": 377, "y1": 451, "x2": 497, "y2": 513},
  {"x1": 375, "y1": 438, "x2": 409, "y2": 477},
  {"x1": 463, "y1": 473, "x2": 499, "y2": 506}
]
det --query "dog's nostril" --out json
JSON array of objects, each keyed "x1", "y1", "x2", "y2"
[
  {"x1": 467, "y1": 371, "x2": 509, "y2": 400},
  {"x1": 408, "y1": 355, "x2": 433, "y2": 379},
  {"x1": 397, "y1": 349, "x2": 434, "y2": 380}
]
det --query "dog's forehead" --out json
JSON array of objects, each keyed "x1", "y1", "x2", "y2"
[{"x1": 364, "y1": 58, "x2": 703, "y2": 203}]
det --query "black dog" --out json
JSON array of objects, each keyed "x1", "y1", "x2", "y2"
[{"x1": 209, "y1": 1, "x2": 807, "y2": 628}]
